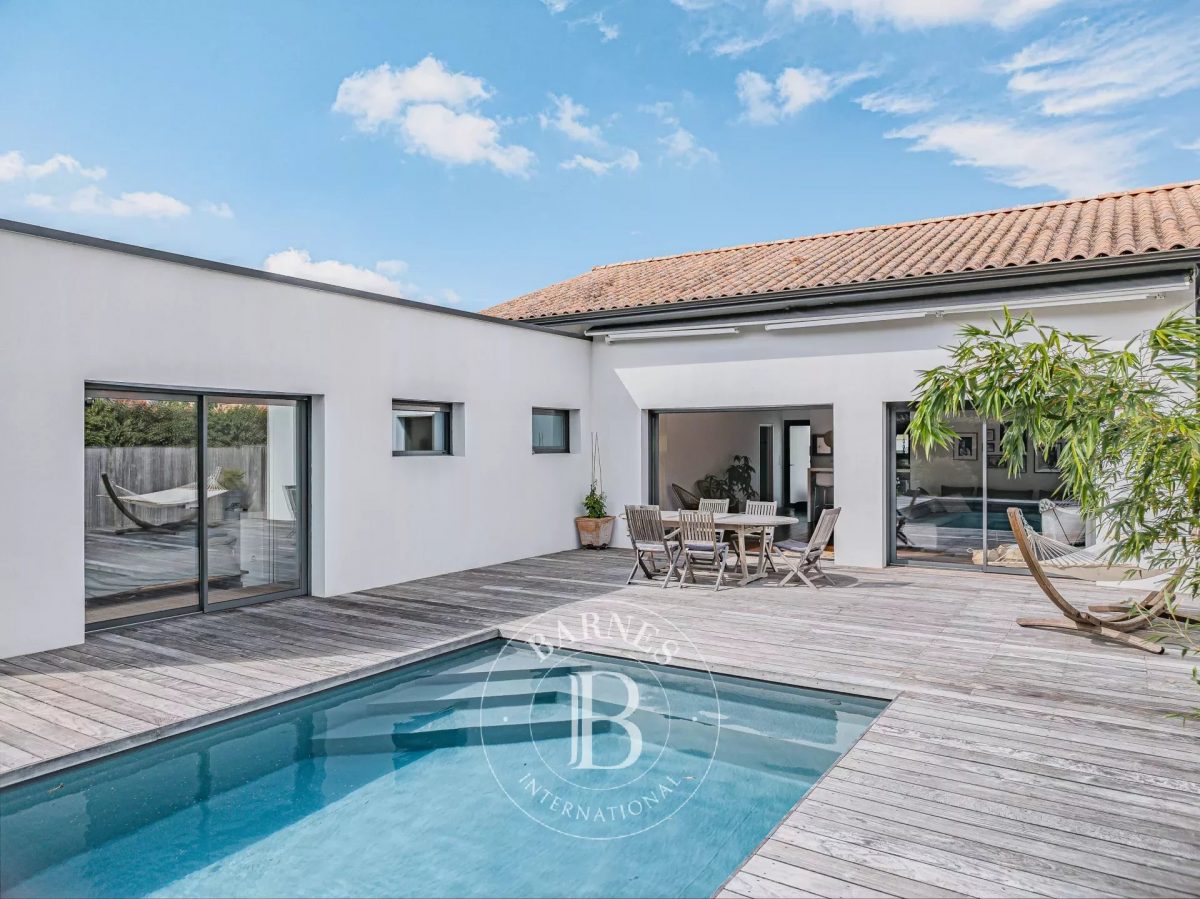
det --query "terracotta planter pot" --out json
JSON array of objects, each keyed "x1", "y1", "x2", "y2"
[{"x1": 575, "y1": 515, "x2": 616, "y2": 549}]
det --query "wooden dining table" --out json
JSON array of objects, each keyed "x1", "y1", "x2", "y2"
[{"x1": 658, "y1": 511, "x2": 800, "y2": 586}]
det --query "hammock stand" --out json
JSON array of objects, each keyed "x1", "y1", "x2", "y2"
[{"x1": 1007, "y1": 507, "x2": 1196, "y2": 654}]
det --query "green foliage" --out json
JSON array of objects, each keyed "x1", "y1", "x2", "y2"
[
  {"x1": 908, "y1": 308, "x2": 1200, "y2": 715},
  {"x1": 85, "y1": 399, "x2": 267, "y2": 448},
  {"x1": 217, "y1": 467, "x2": 248, "y2": 492},
  {"x1": 206, "y1": 405, "x2": 270, "y2": 447},
  {"x1": 582, "y1": 482, "x2": 607, "y2": 518},
  {"x1": 698, "y1": 454, "x2": 759, "y2": 508}
]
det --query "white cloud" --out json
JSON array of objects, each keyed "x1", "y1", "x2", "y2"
[
  {"x1": 1181, "y1": 138, "x2": 1200, "y2": 152},
  {"x1": 576, "y1": 12, "x2": 619, "y2": 41},
  {"x1": 4, "y1": 149, "x2": 233, "y2": 223},
  {"x1": 736, "y1": 71, "x2": 779, "y2": 124},
  {"x1": 542, "y1": 0, "x2": 570, "y2": 12},
  {"x1": 333, "y1": 57, "x2": 490, "y2": 131},
  {"x1": 776, "y1": 67, "x2": 838, "y2": 114},
  {"x1": 264, "y1": 249, "x2": 410, "y2": 296},
  {"x1": 540, "y1": 94, "x2": 603, "y2": 144},
  {"x1": 0, "y1": 150, "x2": 106, "y2": 182},
  {"x1": 888, "y1": 118, "x2": 1142, "y2": 197},
  {"x1": 200, "y1": 200, "x2": 234, "y2": 219},
  {"x1": 640, "y1": 101, "x2": 717, "y2": 166},
  {"x1": 712, "y1": 33, "x2": 774, "y2": 57},
  {"x1": 766, "y1": 0, "x2": 1066, "y2": 29},
  {"x1": 660, "y1": 127, "x2": 718, "y2": 166},
  {"x1": 560, "y1": 149, "x2": 640, "y2": 175},
  {"x1": 400, "y1": 103, "x2": 535, "y2": 176},
  {"x1": 263, "y1": 249, "x2": 462, "y2": 305},
  {"x1": 333, "y1": 57, "x2": 533, "y2": 177},
  {"x1": 857, "y1": 89, "x2": 934, "y2": 115},
  {"x1": 64, "y1": 186, "x2": 191, "y2": 218},
  {"x1": 1002, "y1": 17, "x2": 1200, "y2": 117},
  {"x1": 374, "y1": 258, "x2": 410, "y2": 277},
  {"x1": 737, "y1": 66, "x2": 868, "y2": 124},
  {"x1": 543, "y1": 94, "x2": 641, "y2": 174}
]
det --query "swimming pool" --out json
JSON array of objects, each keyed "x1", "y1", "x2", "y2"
[{"x1": 0, "y1": 639, "x2": 884, "y2": 898}]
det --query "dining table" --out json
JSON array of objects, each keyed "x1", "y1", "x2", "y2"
[{"x1": 658, "y1": 510, "x2": 800, "y2": 586}]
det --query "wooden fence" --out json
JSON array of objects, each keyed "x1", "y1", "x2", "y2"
[{"x1": 85, "y1": 446, "x2": 268, "y2": 530}]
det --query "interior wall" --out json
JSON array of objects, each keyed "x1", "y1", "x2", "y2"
[
  {"x1": 0, "y1": 229, "x2": 592, "y2": 658},
  {"x1": 656, "y1": 406, "x2": 832, "y2": 511},
  {"x1": 658, "y1": 410, "x2": 769, "y2": 509}
]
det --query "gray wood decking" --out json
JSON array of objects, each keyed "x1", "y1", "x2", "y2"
[{"x1": 1, "y1": 550, "x2": 1197, "y2": 898}]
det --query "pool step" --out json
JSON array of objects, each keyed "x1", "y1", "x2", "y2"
[
  {"x1": 311, "y1": 716, "x2": 614, "y2": 755},
  {"x1": 312, "y1": 699, "x2": 842, "y2": 776},
  {"x1": 362, "y1": 690, "x2": 562, "y2": 717},
  {"x1": 405, "y1": 664, "x2": 587, "y2": 687}
]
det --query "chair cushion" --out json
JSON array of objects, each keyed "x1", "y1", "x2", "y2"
[
  {"x1": 774, "y1": 539, "x2": 810, "y2": 552},
  {"x1": 685, "y1": 541, "x2": 728, "y2": 553}
]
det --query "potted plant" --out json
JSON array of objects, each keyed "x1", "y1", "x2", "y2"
[
  {"x1": 217, "y1": 467, "x2": 250, "y2": 519},
  {"x1": 696, "y1": 454, "x2": 758, "y2": 510},
  {"x1": 576, "y1": 434, "x2": 615, "y2": 549}
]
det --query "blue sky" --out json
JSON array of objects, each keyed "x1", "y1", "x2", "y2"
[{"x1": 2, "y1": 0, "x2": 1198, "y2": 311}]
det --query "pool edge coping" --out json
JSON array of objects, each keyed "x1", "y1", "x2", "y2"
[{"x1": 0, "y1": 626, "x2": 502, "y2": 790}]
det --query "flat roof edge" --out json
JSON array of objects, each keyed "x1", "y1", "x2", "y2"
[{"x1": 0, "y1": 217, "x2": 590, "y2": 342}]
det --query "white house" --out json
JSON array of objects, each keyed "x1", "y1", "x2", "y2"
[{"x1": 2, "y1": 180, "x2": 1198, "y2": 657}]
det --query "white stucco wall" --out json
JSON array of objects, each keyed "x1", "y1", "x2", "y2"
[
  {"x1": 0, "y1": 230, "x2": 592, "y2": 657},
  {"x1": 590, "y1": 291, "x2": 1190, "y2": 567}
]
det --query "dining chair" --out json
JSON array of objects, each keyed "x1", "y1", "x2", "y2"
[
  {"x1": 698, "y1": 497, "x2": 732, "y2": 556},
  {"x1": 624, "y1": 505, "x2": 683, "y2": 588},
  {"x1": 743, "y1": 499, "x2": 778, "y2": 574},
  {"x1": 678, "y1": 509, "x2": 729, "y2": 591},
  {"x1": 771, "y1": 507, "x2": 840, "y2": 589}
]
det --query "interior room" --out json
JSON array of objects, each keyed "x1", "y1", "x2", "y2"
[{"x1": 651, "y1": 405, "x2": 834, "y2": 541}]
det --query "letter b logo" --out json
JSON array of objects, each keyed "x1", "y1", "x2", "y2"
[{"x1": 568, "y1": 671, "x2": 643, "y2": 770}]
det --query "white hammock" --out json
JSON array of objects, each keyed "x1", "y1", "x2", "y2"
[{"x1": 1020, "y1": 526, "x2": 1161, "y2": 582}]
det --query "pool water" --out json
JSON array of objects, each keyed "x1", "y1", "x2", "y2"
[{"x1": 0, "y1": 640, "x2": 884, "y2": 898}]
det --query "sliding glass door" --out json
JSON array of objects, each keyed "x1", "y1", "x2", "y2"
[
  {"x1": 892, "y1": 406, "x2": 984, "y2": 566},
  {"x1": 84, "y1": 391, "x2": 203, "y2": 625},
  {"x1": 890, "y1": 404, "x2": 1090, "y2": 572},
  {"x1": 205, "y1": 397, "x2": 303, "y2": 603},
  {"x1": 85, "y1": 386, "x2": 307, "y2": 628}
]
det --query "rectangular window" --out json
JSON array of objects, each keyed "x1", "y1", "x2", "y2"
[
  {"x1": 393, "y1": 402, "x2": 451, "y2": 455},
  {"x1": 532, "y1": 408, "x2": 570, "y2": 453}
]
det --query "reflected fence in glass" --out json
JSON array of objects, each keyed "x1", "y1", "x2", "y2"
[
  {"x1": 84, "y1": 387, "x2": 307, "y2": 628},
  {"x1": 84, "y1": 391, "x2": 202, "y2": 625}
]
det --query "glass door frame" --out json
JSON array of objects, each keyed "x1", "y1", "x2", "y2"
[
  {"x1": 85, "y1": 381, "x2": 311, "y2": 630},
  {"x1": 887, "y1": 402, "x2": 1028, "y2": 575}
]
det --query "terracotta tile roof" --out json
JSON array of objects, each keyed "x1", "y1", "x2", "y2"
[{"x1": 483, "y1": 180, "x2": 1200, "y2": 321}]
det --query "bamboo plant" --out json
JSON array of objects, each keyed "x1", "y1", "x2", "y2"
[{"x1": 907, "y1": 308, "x2": 1200, "y2": 713}]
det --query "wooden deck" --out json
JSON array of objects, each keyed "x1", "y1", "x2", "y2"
[{"x1": 1, "y1": 550, "x2": 1197, "y2": 898}]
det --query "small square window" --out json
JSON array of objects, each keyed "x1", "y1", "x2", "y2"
[
  {"x1": 532, "y1": 408, "x2": 570, "y2": 453},
  {"x1": 393, "y1": 402, "x2": 451, "y2": 455}
]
